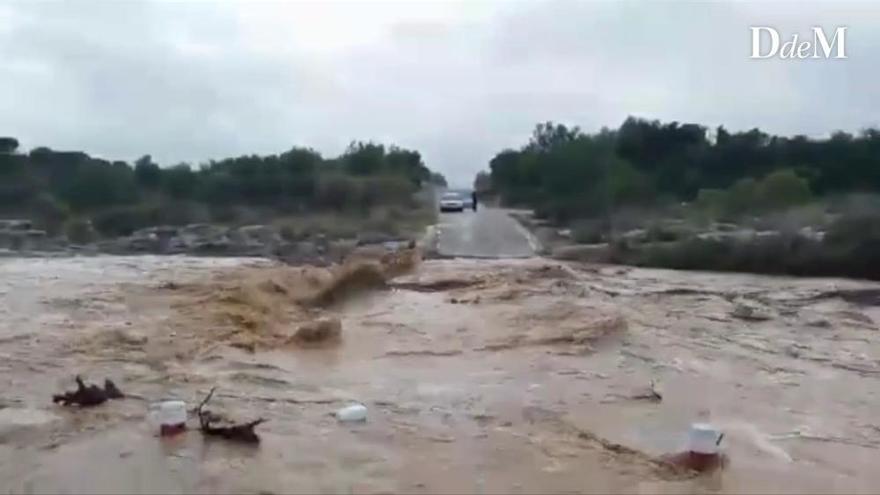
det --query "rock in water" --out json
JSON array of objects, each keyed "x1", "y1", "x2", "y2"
[{"x1": 731, "y1": 301, "x2": 774, "y2": 321}]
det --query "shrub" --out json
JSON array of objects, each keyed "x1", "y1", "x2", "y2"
[
  {"x1": 0, "y1": 137, "x2": 19, "y2": 154},
  {"x1": 695, "y1": 189, "x2": 727, "y2": 218},
  {"x1": 209, "y1": 205, "x2": 265, "y2": 225},
  {"x1": 724, "y1": 178, "x2": 758, "y2": 216},
  {"x1": 134, "y1": 156, "x2": 161, "y2": 189},
  {"x1": 279, "y1": 224, "x2": 298, "y2": 242},
  {"x1": 91, "y1": 205, "x2": 156, "y2": 236},
  {"x1": 571, "y1": 219, "x2": 608, "y2": 244},
  {"x1": 315, "y1": 175, "x2": 359, "y2": 211},
  {"x1": 828, "y1": 193, "x2": 880, "y2": 217},
  {"x1": 825, "y1": 212, "x2": 880, "y2": 280},
  {"x1": 161, "y1": 164, "x2": 198, "y2": 199},
  {"x1": 608, "y1": 161, "x2": 654, "y2": 207},
  {"x1": 364, "y1": 208, "x2": 400, "y2": 236},
  {"x1": 358, "y1": 176, "x2": 417, "y2": 208},
  {"x1": 629, "y1": 235, "x2": 815, "y2": 275},
  {"x1": 29, "y1": 193, "x2": 70, "y2": 235},
  {"x1": 645, "y1": 222, "x2": 688, "y2": 242},
  {"x1": 755, "y1": 169, "x2": 812, "y2": 210},
  {"x1": 151, "y1": 201, "x2": 211, "y2": 226},
  {"x1": 607, "y1": 210, "x2": 880, "y2": 281},
  {"x1": 750, "y1": 204, "x2": 827, "y2": 233},
  {"x1": 64, "y1": 218, "x2": 97, "y2": 244},
  {"x1": 826, "y1": 211, "x2": 880, "y2": 245}
]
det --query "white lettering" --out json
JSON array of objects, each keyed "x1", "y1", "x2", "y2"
[
  {"x1": 752, "y1": 26, "x2": 848, "y2": 60},
  {"x1": 780, "y1": 34, "x2": 799, "y2": 59},
  {"x1": 750, "y1": 27, "x2": 779, "y2": 59},
  {"x1": 813, "y1": 26, "x2": 847, "y2": 59},
  {"x1": 797, "y1": 40, "x2": 812, "y2": 58}
]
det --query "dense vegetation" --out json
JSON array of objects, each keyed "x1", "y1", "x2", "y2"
[
  {"x1": 487, "y1": 118, "x2": 880, "y2": 279},
  {"x1": 0, "y1": 137, "x2": 444, "y2": 238},
  {"x1": 489, "y1": 118, "x2": 880, "y2": 222}
]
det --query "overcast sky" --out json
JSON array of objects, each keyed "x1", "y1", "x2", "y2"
[{"x1": 1, "y1": 1, "x2": 877, "y2": 187}]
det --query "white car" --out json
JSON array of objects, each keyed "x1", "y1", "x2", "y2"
[{"x1": 439, "y1": 192, "x2": 465, "y2": 212}]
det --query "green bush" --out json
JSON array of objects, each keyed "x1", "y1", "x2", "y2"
[
  {"x1": 64, "y1": 218, "x2": 97, "y2": 244},
  {"x1": 315, "y1": 174, "x2": 359, "y2": 211},
  {"x1": 756, "y1": 169, "x2": 812, "y2": 210},
  {"x1": 824, "y1": 213, "x2": 880, "y2": 279},
  {"x1": 0, "y1": 137, "x2": 19, "y2": 154},
  {"x1": 695, "y1": 189, "x2": 727, "y2": 218},
  {"x1": 724, "y1": 178, "x2": 758, "y2": 216},
  {"x1": 364, "y1": 208, "x2": 401, "y2": 235},
  {"x1": 571, "y1": 219, "x2": 608, "y2": 244},
  {"x1": 751, "y1": 204, "x2": 827, "y2": 232},
  {"x1": 134, "y1": 156, "x2": 161, "y2": 189},
  {"x1": 826, "y1": 212, "x2": 880, "y2": 244},
  {"x1": 279, "y1": 224, "x2": 298, "y2": 242},
  {"x1": 29, "y1": 193, "x2": 70, "y2": 235},
  {"x1": 628, "y1": 235, "x2": 819, "y2": 275},
  {"x1": 694, "y1": 171, "x2": 812, "y2": 220},
  {"x1": 151, "y1": 201, "x2": 211, "y2": 226},
  {"x1": 358, "y1": 176, "x2": 417, "y2": 208},
  {"x1": 606, "y1": 210, "x2": 880, "y2": 280},
  {"x1": 91, "y1": 206, "x2": 156, "y2": 236},
  {"x1": 161, "y1": 164, "x2": 198, "y2": 199},
  {"x1": 828, "y1": 194, "x2": 880, "y2": 217},
  {"x1": 608, "y1": 161, "x2": 654, "y2": 207},
  {"x1": 645, "y1": 222, "x2": 688, "y2": 242}
]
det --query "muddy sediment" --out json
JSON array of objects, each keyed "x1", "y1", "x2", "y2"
[{"x1": 1, "y1": 255, "x2": 880, "y2": 493}]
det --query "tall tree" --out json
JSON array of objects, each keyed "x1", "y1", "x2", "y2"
[{"x1": 0, "y1": 137, "x2": 19, "y2": 154}]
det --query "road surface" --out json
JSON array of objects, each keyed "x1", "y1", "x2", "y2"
[{"x1": 434, "y1": 207, "x2": 537, "y2": 258}]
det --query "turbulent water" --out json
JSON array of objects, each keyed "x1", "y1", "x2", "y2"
[{"x1": 1, "y1": 255, "x2": 880, "y2": 493}]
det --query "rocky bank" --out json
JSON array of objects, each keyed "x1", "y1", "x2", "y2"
[{"x1": 0, "y1": 219, "x2": 412, "y2": 264}]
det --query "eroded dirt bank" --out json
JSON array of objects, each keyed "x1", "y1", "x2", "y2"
[{"x1": 2, "y1": 255, "x2": 880, "y2": 493}]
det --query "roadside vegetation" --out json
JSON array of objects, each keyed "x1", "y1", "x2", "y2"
[
  {"x1": 485, "y1": 118, "x2": 880, "y2": 280},
  {"x1": 0, "y1": 137, "x2": 445, "y2": 240}
]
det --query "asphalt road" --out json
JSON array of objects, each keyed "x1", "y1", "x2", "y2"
[{"x1": 434, "y1": 207, "x2": 537, "y2": 258}]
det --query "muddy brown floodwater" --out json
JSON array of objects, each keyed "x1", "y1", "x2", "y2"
[{"x1": 2, "y1": 255, "x2": 880, "y2": 494}]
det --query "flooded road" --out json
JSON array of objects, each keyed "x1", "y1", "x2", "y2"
[
  {"x1": 435, "y1": 208, "x2": 537, "y2": 258},
  {"x1": 2, "y1": 255, "x2": 880, "y2": 493}
]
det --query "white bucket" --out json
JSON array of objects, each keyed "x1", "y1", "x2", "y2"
[
  {"x1": 686, "y1": 422, "x2": 723, "y2": 454},
  {"x1": 336, "y1": 403, "x2": 367, "y2": 422},
  {"x1": 150, "y1": 400, "x2": 187, "y2": 432}
]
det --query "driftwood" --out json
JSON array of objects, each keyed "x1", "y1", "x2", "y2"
[
  {"x1": 197, "y1": 387, "x2": 266, "y2": 444},
  {"x1": 53, "y1": 376, "x2": 124, "y2": 407},
  {"x1": 631, "y1": 380, "x2": 663, "y2": 402},
  {"x1": 103, "y1": 379, "x2": 125, "y2": 399}
]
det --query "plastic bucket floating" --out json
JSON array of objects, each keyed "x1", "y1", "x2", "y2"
[
  {"x1": 151, "y1": 400, "x2": 188, "y2": 436},
  {"x1": 686, "y1": 422, "x2": 722, "y2": 454},
  {"x1": 336, "y1": 403, "x2": 367, "y2": 422}
]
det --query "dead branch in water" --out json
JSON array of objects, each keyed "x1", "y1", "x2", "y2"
[
  {"x1": 197, "y1": 387, "x2": 266, "y2": 444},
  {"x1": 602, "y1": 380, "x2": 663, "y2": 404},
  {"x1": 103, "y1": 379, "x2": 125, "y2": 399},
  {"x1": 52, "y1": 376, "x2": 125, "y2": 407},
  {"x1": 631, "y1": 380, "x2": 663, "y2": 402}
]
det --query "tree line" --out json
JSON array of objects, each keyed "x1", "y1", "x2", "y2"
[
  {"x1": 487, "y1": 118, "x2": 880, "y2": 222},
  {"x1": 0, "y1": 137, "x2": 445, "y2": 237}
]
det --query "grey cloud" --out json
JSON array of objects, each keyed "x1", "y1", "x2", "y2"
[{"x1": 0, "y1": 1, "x2": 877, "y2": 187}]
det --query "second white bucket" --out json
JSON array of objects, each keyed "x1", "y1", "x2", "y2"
[{"x1": 336, "y1": 403, "x2": 367, "y2": 422}]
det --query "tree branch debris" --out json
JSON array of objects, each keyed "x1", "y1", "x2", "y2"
[
  {"x1": 197, "y1": 387, "x2": 266, "y2": 444},
  {"x1": 52, "y1": 376, "x2": 125, "y2": 407}
]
